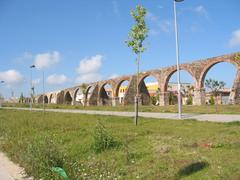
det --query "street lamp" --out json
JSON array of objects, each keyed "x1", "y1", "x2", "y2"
[
  {"x1": 173, "y1": 0, "x2": 184, "y2": 119},
  {"x1": 0, "y1": 81, "x2": 5, "y2": 107},
  {"x1": 30, "y1": 65, "x2": 35, "y2": 110}
]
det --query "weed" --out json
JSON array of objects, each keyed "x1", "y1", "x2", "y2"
[{"x1": 92, "y1": 122, "x2": 121, "y2": 153}]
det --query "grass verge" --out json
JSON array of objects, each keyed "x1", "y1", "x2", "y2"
[
  {"x1": 0, "y1": 109, "x2": 240, "y2": 179},
  {"x1": 3, "y1": 103, "x2": 240, "y2": 114}
]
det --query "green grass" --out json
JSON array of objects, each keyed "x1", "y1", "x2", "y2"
[
  {"x1": 3, "y1": 102, "x2": 240, "y2": 114},
  {"x1": 0, "y1": 109, "x2": 240, "y2": 179}
]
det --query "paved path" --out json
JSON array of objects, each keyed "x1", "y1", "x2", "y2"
[
  {"x1": 3, "y1": 107, "x2": 240, "y2": 122},
  {"x1": 0, "y1": 152, "x2": 25, "y2": 180}
]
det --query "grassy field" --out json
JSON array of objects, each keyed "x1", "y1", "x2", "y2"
[
  {"x1": 3, "y1": 103, "x2": 240, "y2": 114},
  {"x1": 0, "y1": 109, "x2": 240, "y2": 179}
]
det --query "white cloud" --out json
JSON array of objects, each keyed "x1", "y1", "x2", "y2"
[
  {"x1": 75, "y1": 73, "x2": 102, "y2": 84},
  {"x1": 194, "y1": 5, "x2": 208, "y2": 18},
  {"x1": 47, "y1": 74, "x2": 69, "y2": 85},
  {"x1": 229, "y1": 29, "x2": 240, "y2": 48},
  {"x1": 75, "y1": 54, "x2": 103, "y2": 84},
  {"x1": 0, "y1": 69, "x2": 24, "y2": 86},
  {"x1": 146, "y1": 11, "x2": 172, "y2": 34},
  {"x1": 76, "y1": 55, "x2": 102, "y2": 74},
  {"x1": 109, "y1": 74, "x2": 119, "y2": 79},
  {"x1": 34, "y1": 51, "x2": 61, "y2": 69}
]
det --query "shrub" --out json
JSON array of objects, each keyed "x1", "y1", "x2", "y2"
[
  {"x1": 186, "y1": 95, "x2": 193, "y2": 105},
  {"x1": 150, "y1": 96, "x2": 157, "y2": 105},
  {"x1": 92, "y1": 122, "x2": 120, "y2": 153},
  {"x1": 209, "y1": 95, "x2": 215, "y2": 105}
]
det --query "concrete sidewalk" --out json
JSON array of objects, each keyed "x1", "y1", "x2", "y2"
[
  {"x1": 0, "y1": 152, "x2": 25, "y2": 180},
  {"x1": 3, "y1": 107, "x2": 240, "y2": 122}
]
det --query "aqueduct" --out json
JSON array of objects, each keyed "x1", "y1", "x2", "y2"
[{"x1": 36, "y1": 52, "x2": 240, "y2": 106}]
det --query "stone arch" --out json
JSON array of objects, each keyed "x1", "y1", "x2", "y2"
[
  {"x1": 162, "y1": 68, "x2": 197, "y2": 106},
  {"x1": 49, "y1": 94, "x2": 54, "y2": 104},
  {"x1": 199, "y1": 59, "x2": 239, "y2": 89},
  {"x1": 37, "y1": 95, "x2": 43, "y2": 104},
  {"x1": 138, "y1": 74, "x2": 161, "y2": 105},
  {"x1": 73, "y1": 87, "x2": 85, "y2": 105},
  {"x1": 56, "y1": 91, "x2": 64, "y2": 104},
  {"x1": 86, "y1": 85, "x2": 94, "y2": 101},
  {"x1": 99, "y1": 82, "x2": 113, "y2": 105},
  {"x1": 64, "y1": 91, "x2": 73, "y2": 104},
  {"x1": 44, "y1": 95, "x2": 48, "y2": 104},
  {"x1": 37, "y1": 95, "x2": 48, "y2": 104},
  {"x1": 163, "y1": 67, "x2": 197, "y2": 92},
  {"x1": 85, "y1": 85, "x2": 99, "y2": 106},
  {"x1": 138, "y1": 72, "x2": 160, "y2": 87},
  {"x1": 115, "y1": 79, "x2": 130, "y2": 104}
]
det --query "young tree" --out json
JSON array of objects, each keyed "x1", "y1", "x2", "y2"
[
  {"x1": 205, "y1": 78, "x2": 226, "y2": 112},
  {"x1": 126, "y1": 5, "x2": 148, "y2": 125}
]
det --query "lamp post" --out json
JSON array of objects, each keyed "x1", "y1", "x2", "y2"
[
  {"x1": 30, "y1": 65, "x2": 35, "y2": 110},
  {"x1": 173, "y1": 0, "x2": 184, "y2": 119},
  {"x1": 0, "y1": 81, "x2": 5, "y2": 108}
]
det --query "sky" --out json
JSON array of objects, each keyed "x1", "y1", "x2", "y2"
[{"x1": 0, "y1": 0, "x2": 240, "y2": 98}]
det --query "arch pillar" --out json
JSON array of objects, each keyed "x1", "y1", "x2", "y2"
[
  {"x1": 159, "y1": 92, "x2": 170, "y2": 106},
  {"x1": 87, "y1": 85, "x2": 99, "y2": 106},
  {"x1": 229, "y1": 69, "x2": 240, "y2": 104},
  {"x1": 193, "y1": 88, "x2": 206, "y2": 105},
  {"x1": 139, "y1": 80, "x2": 150, "y2": 105},
  {"x1": 111, "y1": 97, "x2": 119, "y2": 106}
]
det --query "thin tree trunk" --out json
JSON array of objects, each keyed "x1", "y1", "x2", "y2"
[
  {"x1": 134, "y1": 53, "x2": 140, "y2": 126},
  {"x1": 215, "y1": 94, "x2": 218, "y2": 113}
]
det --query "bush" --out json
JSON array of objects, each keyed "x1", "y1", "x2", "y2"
[
  {"x1": 186, "y1": 95, "x2": 193, "y2": 105},
  {"x1": 151, "y1": 96, "x2": 157, "y2": 105},
  {"x1": 209, "y1": 95, "x2": 215, "y2": 105},
  {"x1": 92, "y1": 122, "x2": 120, "y2": 153}
]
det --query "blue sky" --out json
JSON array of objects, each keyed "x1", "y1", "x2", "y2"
[{"x1": 0, "y1": 0, "x2": 240, "y2": 98}]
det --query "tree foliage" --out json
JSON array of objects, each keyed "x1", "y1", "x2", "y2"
[
  {"x1": 182, "y1": 85, "x2": 194, "y2": 105},
  {"x1": 205, "y1": 78, "x2": 225, "y2": 109},
  {"x1": 126, "y1": 5, "x2": 148, "y2": 55},
  {"x1": 80, "y1": 83, "x2": 87, "y2": 96},
  {"x1": 205, "y1": 78, "x2": 226, "y2": 97}
]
